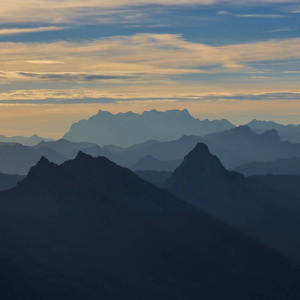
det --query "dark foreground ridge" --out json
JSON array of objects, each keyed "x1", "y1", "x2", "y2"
[{"x1": 0, "y1": 151, "x2": 300, "y2": 299}]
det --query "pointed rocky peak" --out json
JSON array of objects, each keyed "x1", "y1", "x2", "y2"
[
  {"x1": 26, "y1": 155, "x2": 59, "y2": 181},
  {"x1": 37, "y1": 155, "x2": 50, "y2": 165},
  {"x1": 187, "y1": 142, "x2": 210, "y2": 156},
  {"x1": 181, "y1": 143, "x2": 224, "y2": 173},
  {"x1": 74, "y1": 151, "x2": 94, "y2": 161}
]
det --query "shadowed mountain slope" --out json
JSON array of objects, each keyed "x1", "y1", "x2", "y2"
[
  {"x1": 165, "y1": 143, "x2": 300, "y2": 263},
  {"x1": 1, "y1": 153, "x2": 300, "y2": 299}
]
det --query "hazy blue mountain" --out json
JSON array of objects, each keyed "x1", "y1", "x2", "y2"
[
  {"x1": 33, "y1": 139, "x2": 98, "y2": 156},
  {"x1": 0, "y1": 172, "x2": 25, "y2": 191},
  {"x1": 165, "y1": 143, "x2": 300, "y2": 262},
  {"x1": 248, "y1": 119, "x2": 300, "y2": 133},
  {"x1": 247, "y1": 119, "x2": 300, "y2": 143},
  {"x1": 0, "y1": 134, "x2": 52, "y2": 146},
  {"x1": 131, "y1": 155, "x2": 181, "y2": 172},
  {"x1": 234, "y1": 157, "x2": 300, "y2": 176},
  {"x1": 107, "y1": 126, "x2": 300, "y2": 169},
  {"x1": 135, "y1": 170, "x2": 172, "y2": 187},
  {"x1": 0, "y1": 152, "x2": 299, "y2": 299},
  {"x1": 0, "y1": 143, "x2": 66, "y2": 175},
  {"x1": 0, "y1": 139, "x2": 116, "y2": 175},
  {"x1": 63, "y1": 109, "x2": 234, "y2": 147},
  {"x1": 104, "y1": 135, "x2": 203, "y2": 167},
  {"x1": 202, "y1": 126, "x2": 300, "y2": 168}
]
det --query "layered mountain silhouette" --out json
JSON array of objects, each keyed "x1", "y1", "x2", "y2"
[
  {"x1": 234, "y1": 157, "x2": 300, "y2": 176},
  {"x1": 63, "y1": 109, "x2": 234, "y2": 146},
  {"x1": 105, "y1": 126, "x2": 300, "y2": 169},
  {"x1": 1, "y1": 125, "x2": 300, "y2": 175},
  {"x1": 1, "y1": 153, "x2": 300, "y2": 299},
  {"x1": 131, "y1": 155, "x2": 181, "y2": 172},
  {"x1": 0, "y1": 172, "x2": 25, "y2": 191},
  {"x1": 247, "y1": 119, "x2": 300, "y2": 143},
  {"x1": 0, "y1": 139, "x2": 113, "y2": 175},
  {"x1": 33, "y1": 139, "x2": 98, "y2": 156},
  {"x1": 0, "y1": 134, "x2": 52, "y2": 146},
  {"x1": 0, "y1": 142, "x2": 65, "y2": 175},
  {"x1": 165, "y1": 143, "x2": 300, "y2": 262}
]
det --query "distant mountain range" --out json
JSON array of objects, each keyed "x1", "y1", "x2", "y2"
[
  {"x1": 1, "y1": 151, "x2": 300, "y2": 299},
  {"x1": 234, "y1": 157, "x2": 300, "y2": 176},
  {"x1": 0, "y1": 134, "x2": 52, "y2": 146},
  {"x1": 247, "y1": 119, "x2": 300, "y2": 143},
  {"x1": 63, "y1": 109, "x2": 234, "y2": 146}
]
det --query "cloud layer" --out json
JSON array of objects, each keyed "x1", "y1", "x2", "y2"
[
  {"x1": 0, "y1": 0, "x2": 297, "y2": 24},
  {"x1": 0, "y1": 34, "x2": 300, "y2": 84}
]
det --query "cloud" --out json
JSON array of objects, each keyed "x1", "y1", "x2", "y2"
[
  {"x1": 26, "y1": 60, "x2": 64, "y2": 64},
  {"x1": 0, "y1": 26, "x2": 68, "y2": 36},
  {"x1": 0, "y1": 34, "x2": 300, "y2": 84},
  {"x1": 0, "y1": 1, "x2": 297, "y2": 25},
  {"x1": 217, "y1": 11, "x2": 286, "y2": 18},
  {"x1": 0, "y1": 88, "x2": 299, "y2": 104},
  {"x1": 15, "y1": 71, "x2": 147, "y2": 82}
]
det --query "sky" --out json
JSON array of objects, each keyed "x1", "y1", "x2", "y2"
[{"x1": 1, "y1": 0, "x2": 300, "y2": 138}]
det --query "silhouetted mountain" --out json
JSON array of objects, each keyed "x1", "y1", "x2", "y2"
[
  {"x1": 234, "y1": 157, "x2": 300, "y2": 176},
  {"x1": 0, "y1": 172, "x2": 25, "y2": 191},
  {"x1": 1, "y1": 153, "x2": 299, "y2": 299},
  {"x1": 247, "y1": 119, "x2": 300, "y2": 143},
  {"x1": 131, "y1": 155, "x2": 181, "y2": 172},
  {"x1": 165, "y1": 143, "x2": 300, "y2": 262},
  {"x1": 0, "y1": 143, "x2": 65, "y2": 175},
  {"x1": 135, "y1": 170, "x2": 172, "y2": 187},
  {"x1": 63, "y1": 109, "x2": 234, "y2": 146},
  {"x1": 0, "y1": 134, "x2": 52, "y2": 146}
]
